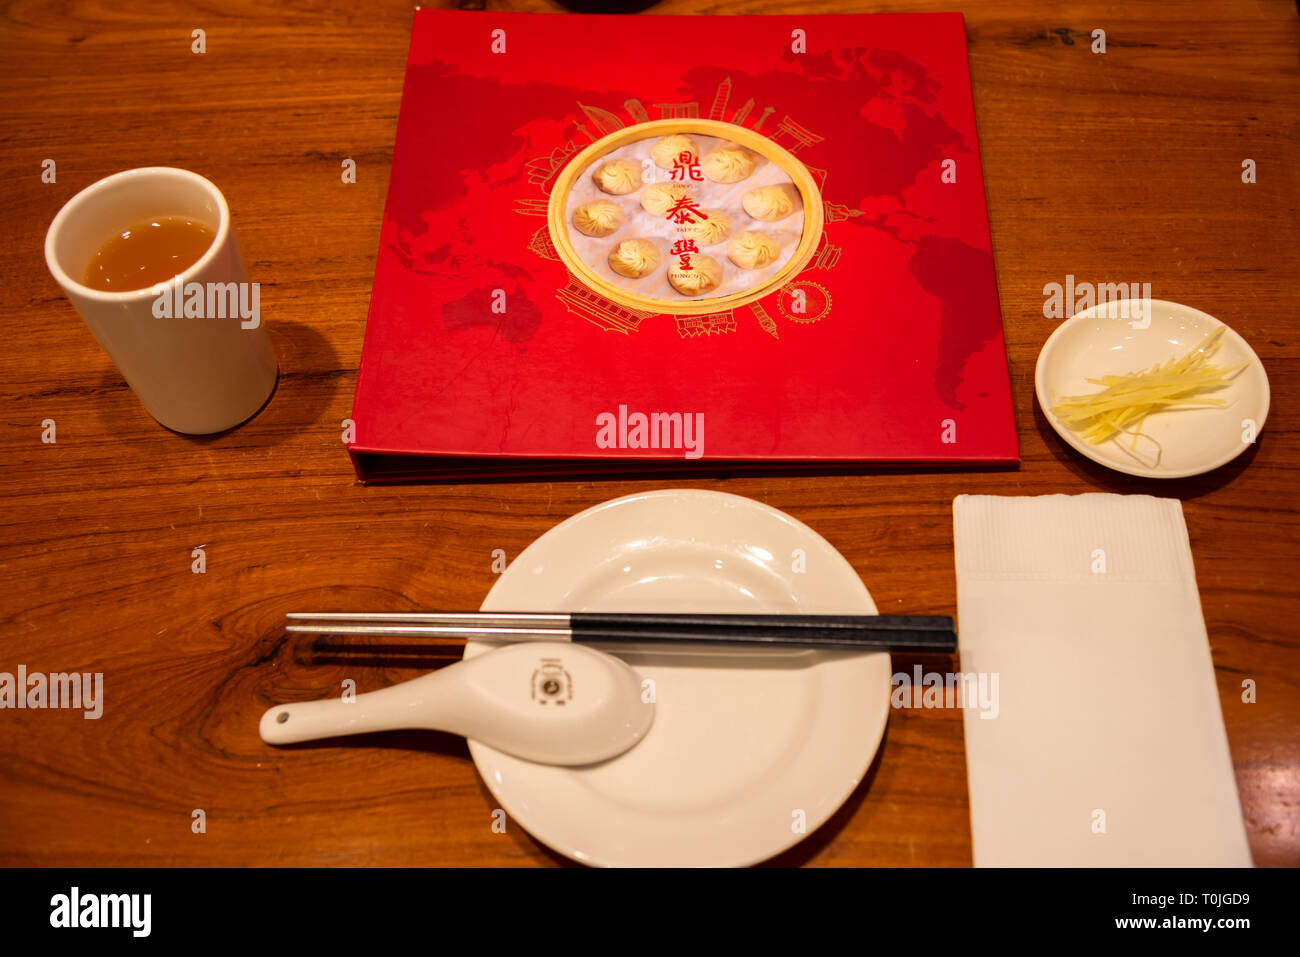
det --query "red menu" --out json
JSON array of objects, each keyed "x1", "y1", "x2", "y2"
[{"x1": 349, "y1": 9, "x2": 1018, "y2": 481}]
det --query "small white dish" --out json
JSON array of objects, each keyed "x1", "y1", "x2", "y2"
[
  {"x1": 1035, "y1": 299, "x2": 1269, "y2": 478},
  {"x1": 464, "y1": 488, "x2": 890, "y2": 867}
]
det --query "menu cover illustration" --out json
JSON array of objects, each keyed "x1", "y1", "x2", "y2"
[{"x1": 349, "y1": 9, "x2": 1018, "y2": 481}]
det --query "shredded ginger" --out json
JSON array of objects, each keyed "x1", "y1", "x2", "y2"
[{"x1": 1050, "y1": 326, "x2": 1246, "y2": 463}]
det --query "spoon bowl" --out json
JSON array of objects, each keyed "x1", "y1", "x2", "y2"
[{"x1": 259, "y1": 641, "x2": 654, "y2": 766}]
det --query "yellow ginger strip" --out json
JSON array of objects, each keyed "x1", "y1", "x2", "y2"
[{"x1": 1050, "y1": 326, "x2": 1247, "y2": 449}]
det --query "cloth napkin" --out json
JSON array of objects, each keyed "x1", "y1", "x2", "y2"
[{"x1": 953, "y1": 493, "x2": 1252, "y2": 867}]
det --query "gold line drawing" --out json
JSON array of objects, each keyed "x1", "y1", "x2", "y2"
[
  {"x1": 824, "y1": 201, "x2": 862, "y2": 223},
  {"x1": 515, "y1": 198, "x2": 550, "y2": 218},
  {"x1": 579, "y1": 102, "x2": 625, "y2": 137},
  {"x1": 676, "y1": 310, "x2": 737, "y2": 338},
  {"x1": 772, "y1": 116, "x2": 825, "y2": 154},
  {"x1": 751, "y1": 301, "x2": 780, "y2": 339},
  {"x1": 526, "y1": 140, "x2": 585, "y2": 191},
  {"x1": 556, "y1": 272, "x2": 657, "y2": 334},
  {"x1": 777, "y1": 281, "x2": 832, "y2": 325},
  {"x1": 809, "y1": 235, "x2": 843, "y2": 271},
  {"x1": 708, "y1": 77, "x2": 732, "y2": 121},
  {"x1": 625, "y1": 98, "x2": 650, "y2": 123},
  {"x1": 529, "y1": 226, "x2": 560, "y2": 261},
  {"x1": 655, "y1": 101, "x2": 700, "y2": 119},
  {"x1": 730, "y1": 98, "x2": 755, "y2": 126}
]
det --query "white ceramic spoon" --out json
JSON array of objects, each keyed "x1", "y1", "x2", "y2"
[{"x1": 259, "y1": 641, "x2": 654, "y2": 766}]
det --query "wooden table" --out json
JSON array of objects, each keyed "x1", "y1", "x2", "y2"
[{"x1": 2, "y1": 0, "x2": 1296, "y2": 867}]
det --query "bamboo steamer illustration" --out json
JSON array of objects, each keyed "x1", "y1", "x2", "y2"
[{"x1": 548, "y1": 119, "x2": 824, "y2": 318}]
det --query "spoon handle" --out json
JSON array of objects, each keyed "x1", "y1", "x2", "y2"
[{"x1": 258, "y1": 671, "x2": 461, "y2": 745}]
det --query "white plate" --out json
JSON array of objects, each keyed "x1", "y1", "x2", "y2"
[
  {"x1": 1035, "y1": 299, "x2": 1269, "y2": 478},
  {"x1": 464, "y1": 489, "x2": 890, "y2": 867}
]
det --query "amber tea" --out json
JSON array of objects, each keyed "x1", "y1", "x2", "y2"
[{"x1": 82, "y1": 216, "x2": 215, "y2": 292}]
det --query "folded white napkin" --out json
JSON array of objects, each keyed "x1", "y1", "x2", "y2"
[{"x1": 953, "y1": 493, "x2": 1251, "y2": 867}]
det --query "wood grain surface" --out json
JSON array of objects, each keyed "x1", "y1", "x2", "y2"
[{"x1": 1, "y1": 0, "x2": 1296, "y2": 867}]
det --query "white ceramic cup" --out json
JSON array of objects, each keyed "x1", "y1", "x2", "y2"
[{"x1": 45, "y1": 167, "x2": 278, "y2": 434}]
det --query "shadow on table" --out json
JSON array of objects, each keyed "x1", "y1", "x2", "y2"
[
  {"x1": 300, "y1": 638, "x2": 466, "y2": 669},
  {"x1": 94, "y1": 318, "x2": 343, "y2": 449},
  {"x1": 757, "y1": 722, "x2": 890, "y2": 868},
  {"x1": 1031, "y1": 399, "x2": 1263, "y2": 499},
  {"x1": 364, "y1": 459, "x2": 1022, "y2": 487},
  {"x1": 264, "y1": 726, "x2": 474, "y2": 763}
]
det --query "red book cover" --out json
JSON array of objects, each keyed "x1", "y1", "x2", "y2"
[{"x1": 349, "y1": 9, "x2": 1017, "y2": 481}]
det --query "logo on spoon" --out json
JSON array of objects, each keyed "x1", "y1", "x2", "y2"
[{"x1": 532, "y1": 658, "x2": 572, "y2": 706}]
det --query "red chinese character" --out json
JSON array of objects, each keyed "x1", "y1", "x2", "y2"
[
  {"x1": 670, "y1": 239, "x2": 699, "y2": 256},
  {"x1": 669, "y1": 151, "x2": 704, "y2": 182},
  {"x1": 677, "y1": 253, "x2": 693, "y2": 271},
  {"x1": 664, "y1": 198, "x2": 708, "y2": 224}
]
